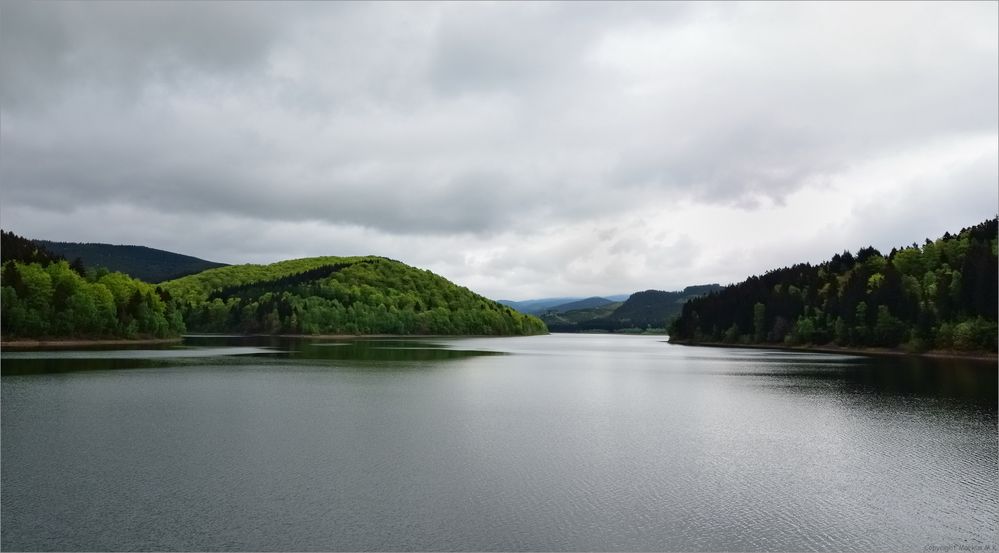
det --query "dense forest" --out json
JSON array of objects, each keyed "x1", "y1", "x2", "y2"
[
  {"x1": 161, "y1": 256, "x2": 547, "y2": 336},
  {"x1": 670, "y1": 218, "x2": 998, "y2": 352},
  {"x1": 37, "y1": 240, "x2": 227, "y2": 283},
  {"x1": 545, "y1": 285, "x2": 722, "y2": 333},
  {"x1": 1, "y1": 232, "x2": 185, "y2": 339}
]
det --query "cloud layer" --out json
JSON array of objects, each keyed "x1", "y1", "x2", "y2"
[{"x1": 2, "y1": 2, "x2": 996, "y2": 299}]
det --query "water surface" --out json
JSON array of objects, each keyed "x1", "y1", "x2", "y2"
[{"x1": 2, "y1": 334, "x2": 996, "y2": 551}]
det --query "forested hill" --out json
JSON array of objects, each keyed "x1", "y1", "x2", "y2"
[
  {"x1": 36, "y1": 240, "x2": 227, "y2": 283},
  {"x1": 161, "y1": 256, "x2": 547, "y2": 336},
  {"x1": 612, "y1": 287, "x2": 723, "y2": 327},
  {"x1": 670, "y1": 218, "x2": 998, "y2": 352},
  {"x1": 2, "y1": 230, "x2": 67, "y2": 267}
]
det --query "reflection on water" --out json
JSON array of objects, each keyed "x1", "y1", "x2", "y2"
[
  {"x1": 1, "y1": 336, "x2": 503, "y2": 375},
  {"x1": 284, "y1": 338, "x2": 505, "y2": 363},
  {"x1": 1, "y1": 334, "x2": 995, "y2": 551}
]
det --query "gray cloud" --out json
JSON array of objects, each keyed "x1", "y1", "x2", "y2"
[
  {"x1": 1, "y1": 2, "x2": 996, "y2": 298},
  {"x1": 0, "y1": 1, "x2": 293, "y2": 109}
]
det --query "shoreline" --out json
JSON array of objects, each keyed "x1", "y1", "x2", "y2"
[
  {"x1": 1, "y1": 337, "x2": 183, "y2": 350},
  {"x1": 0, "y1": 333, "x2": 549, "y2": 349},
  {"x1": 275, "y1": 333, "x2": 549, "y2": 339},
  {"x1": 4, "y1": 334, "x2": 993, "y2": 362},
  {"x1": 667, "y1": 339, "x2": 998, "y2": 362}
]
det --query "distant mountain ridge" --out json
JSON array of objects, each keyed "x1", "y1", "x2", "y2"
[
  {"x1": 540, "y1": 302, "x2": 623, "y2": 327},
  {"x1": 546, "y1": 297, "x2": 615, "y2": 313},
  {"x1": 497, "y1": 297, "x2": 582, "y2": 314},
  {"x1": 542, "y1": 284, "x2": 723, "y2": 333},
  {"x1": 498, "y1": 294, "x2": 629, "y2": 314},
  {"x1": 36, "y1": 240, "x2": 227, "y2": 283},
  {"x1": 612, "y1": 288, "x2": 716, "y2": 326}
]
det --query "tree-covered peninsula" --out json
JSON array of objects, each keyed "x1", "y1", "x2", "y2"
[
  {"x1": 670, "y1": 218, "x2": 998, "y2": 353},
  {"x1": 161, "y1": 256, "x2": 547, "y2": 336}
]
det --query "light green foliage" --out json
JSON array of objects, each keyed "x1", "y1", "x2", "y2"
[
  {"x1": 866, "y1": 273, "x2": 884, "y2": 292},
  {"x1": 18, "y1": 263, "x2": 54, "y2": 312},
  {"x1": 951, "y1": 318, "x2": 998, "y2": 351},
  {"x1": 163, "y1": 256, "x2": 366, "y2": 304},
  {"x1": 863, "y1": 255, "x2": 887, "y2": 273},
  {"x1": 161, "y1": 256, "x2": 547, "y2": 336},
  {"x1": 901, "y1": 275, "x2": 921, "y2": 303},
  {"x1": 1, "y1": 260, "x2": 185, "y2": 339},
  {"x1": 790, "y1": 315, "x2": 817, "y2": 344},
  {"x1": 892, "y1": 247, "x2": 924, "y2": 277}
]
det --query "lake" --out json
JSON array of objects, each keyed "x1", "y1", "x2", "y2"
[{"x1": 2, "y1": 334, "x2": 996, "y2": 551}]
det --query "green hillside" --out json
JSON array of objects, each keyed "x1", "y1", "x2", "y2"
[
  {"x1": 670, "y1": 218, "x2": 998, "y2": 352},
  {"x1": 162, "y1": 256, "x2": 547, "y2": 336},
  {"x1": 163, "y1": 256, "x2": 365, "y2": 304},
  {"x1": 36, "y1": 240, "x2": 227, "y2": 283}
]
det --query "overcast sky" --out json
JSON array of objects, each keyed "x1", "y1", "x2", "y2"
[{"x1": 1, "y1": 2, "x2": 996, "y2": 300}]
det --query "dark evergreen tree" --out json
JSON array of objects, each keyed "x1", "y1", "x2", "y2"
[{"x1": 670, "y1": 218, "x2": 997, "y2": 352}]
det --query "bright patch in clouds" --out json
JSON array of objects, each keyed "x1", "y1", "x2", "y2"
[{"x1": 1, "y1": 2, "x2": 996, "y2": 299}]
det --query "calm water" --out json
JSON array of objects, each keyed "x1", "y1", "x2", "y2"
[{"x1": 2, "y1": 334, "x2": 996, "y2": 551}]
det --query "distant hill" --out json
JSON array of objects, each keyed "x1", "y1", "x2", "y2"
[
  {"x1": 36, "y1": 240, "x2": 227, "y2": 283},
  {"x1": 498, "y1": 294, "x2": 631, "y2": 314},
  {"x1": 545, "y1": 284, "x2": 723, "y2": 333},
  {"x1": 497, "y1": 297, "x2": 581, "y2": 314},
  {"x1": 162, "y1": 256, "x2": 547, "y2": 336},
  {"x1": 2, "y1": 230, "x2": 66, "y2": 267},
  {"x1": 612, "y1": 287, "x2": 719, "y2": 327},
  {"x1": 540, "y1": 302, "x2": 623, "y2": 327},
  {"x1": 546, "y1": 297, "x2": 615, "y2": 313}
]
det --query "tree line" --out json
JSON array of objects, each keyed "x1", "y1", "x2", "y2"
[
  {"x1": 669, "y1": 218, "x2": 998, "y2": 352},
  {"x1": 2, "y1": 231, "x2": 185, "y2": 338}
]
